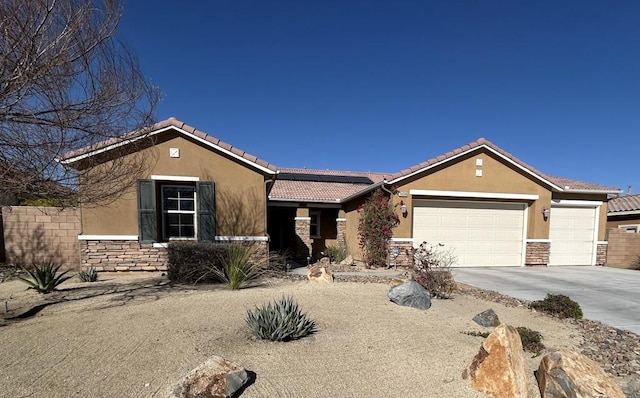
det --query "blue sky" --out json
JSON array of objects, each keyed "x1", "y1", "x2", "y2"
[{"x1": 120, "y1": 1, "x2": 639, "y2": 192}]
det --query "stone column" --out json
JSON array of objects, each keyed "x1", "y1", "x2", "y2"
[
  {"x1": 336, "y1": 210, "x2": 347, "y2": 249},
  {"x1": 388, "y1": 239, "x2": 414, "y2": 268},
  {"x1": 525, "y1": 241, "x2": 550, "y2": 266},
  {"x1": 596, "y1": 242, "x2": 607, "y2": 266},
  {"x1": 294, "y1": 208, "x2": 312, "y2": 261}
]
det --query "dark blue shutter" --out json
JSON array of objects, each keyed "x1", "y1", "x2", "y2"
[
  {"x1": 197, "y1": 181, "x2": 216, "y2": 241},
  {"x1": 137, "y1": 180, "x2": 157, "y2": 243}
]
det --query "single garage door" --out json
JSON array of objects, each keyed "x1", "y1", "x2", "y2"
[
  {"x1": 548, "y1": 206, "x2": 596, "y2": 266},
  {"x1": 413, "y1": 200, "x2": 525, "y2": 267}
]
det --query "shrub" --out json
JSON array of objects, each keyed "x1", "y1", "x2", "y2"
[
  {"x1": 529, "y1": 294, "x2": 583, "y2": 319},
  {"x1": 411, "y1": 241, "x2": 457, "y2": 299},
  {"x1": 324, "y1": 246, "x2": 347, "y2": 264},
  {"x1": 516, "y1": 326, "x2": 545, "y2": 356},
  {"x1": 211, "y1": 244, "x2": 261, "y2": 290},
  {"x1": 268, "y1": 250, "x2": 291, "y2": 272},
  {"x1": 18, "y1": 261, "x2": 72, "y2": 294},
  {"x1": 357, "y1": 188, "x2": 400, "y2": 268},
  {"x1": 166, "y1": 241, "x2": 228, "y2": 283},
  {"x1": 246, "y1": 296, "x2": 316, "y2": 341},
  {"x1": 78, "y1": 266, "x2": 99, "y2": 282},
  {"x1": 463, "y1": 330, "x2": 491, "y2": 338}
]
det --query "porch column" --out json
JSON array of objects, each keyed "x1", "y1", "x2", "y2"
[
  {"x1": 294, "y1": 208, "x2": 312, "y2": 261},
  {"x1": 336, "y1": 210, "x2": 347, "y2": 249}
]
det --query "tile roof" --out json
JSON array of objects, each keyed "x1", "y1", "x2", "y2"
[
  {"x1": 269, "y1": 180, "x2": 377, "y2": 202},
  {"x1": 543, "y1": 176, "x2": 618, "y2": 192},
  {"x1": 61, "y1": 117, "x2": 278, "y2": 173},
  {"x1": 608, "y1": 194, "x2": 640, "y2": 213}
]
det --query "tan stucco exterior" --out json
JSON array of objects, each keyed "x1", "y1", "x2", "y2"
[
  {"x1": 390, "y1": 150, "x2": 553, "y2": 240},
  {"x1": 81, "y1": 129, "x2": 269, "y2": 237}
]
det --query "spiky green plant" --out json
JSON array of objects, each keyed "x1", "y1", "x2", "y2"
[
  {"x1": 78, "y1": 266, "x2": 99, "y2": 282},
  {"x1": 246, "y1": 296, "x2": 317, "y2": 341},
  {"x1": 18, "y1": 261, "x2": 72, "y2": 294},
  {"x1": 212, "y1": 244, "x2": 261, "y2": 290}
]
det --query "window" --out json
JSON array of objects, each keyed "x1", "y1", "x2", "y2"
[
  {"x1": 618, "y1": 225, "x2": 640, "y2": 233},
  {"x1": 310, "y1": 211, "x2": 321, "y2": 238},
  {"x1": 137, "y1": 180, "x2": 216, "y2": 243},
  {"x1": 162, "y1": 186, "x2": 196, "y2": 239}
]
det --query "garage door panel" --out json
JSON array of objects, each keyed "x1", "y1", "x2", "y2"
[
  {"x1": 413, "y1": 200, "x2": 524, "y2": 267},
  {"x1": 548, "y1": 206, "x2": 596, "y2": 266}
]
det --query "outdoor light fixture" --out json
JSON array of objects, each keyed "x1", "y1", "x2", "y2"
[
  {"x1": 400, "y1": 200, "x2": 408, "y2": 215},
  {"x1": 542, "y1": 207, "x2": 550, "y2": 220}
]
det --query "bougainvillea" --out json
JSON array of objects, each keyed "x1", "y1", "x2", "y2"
[{"x1": 357, "y1": 188, "x2": 400, "y2": 268}]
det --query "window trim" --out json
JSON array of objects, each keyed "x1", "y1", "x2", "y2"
[
  {"x1": 618, "y1": 224, "x2": 640, "y2": 233},
  {"x1": 310, "y1": 210, "x2": 321, "y2": 238}
]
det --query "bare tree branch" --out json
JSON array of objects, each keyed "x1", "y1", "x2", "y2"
[{"x1": 0, "y1": 0, "x2": 160, "y2": 206}]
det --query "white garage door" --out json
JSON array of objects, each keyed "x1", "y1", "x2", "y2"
[
  {"x1": 412, "y1": 200, "x2": 525, "y2": 267},
  {"x1": 549, "y1": 206, "x2": 596, "y2": 266}
]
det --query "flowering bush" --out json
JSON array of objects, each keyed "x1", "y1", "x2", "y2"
[
  {"x1": 357, "y1": 188, "x2": 400, "y2": 268},
  {"x1": 412, "y1": 241, "x2": 457, "y2": 299}
]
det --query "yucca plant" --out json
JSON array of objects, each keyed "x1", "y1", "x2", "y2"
[
  {"x1": 212, "y1": 244, "x2": 261, "y2": 290},
  {"x1": 18, "y1": 261, "x2": 72, "y2": 294},
  {"x1": 78, "y1": 266, "x2": 99, "y2": 282},
  {"x1": 246, "y1": 296, "x2": 317, "y2": 341}
]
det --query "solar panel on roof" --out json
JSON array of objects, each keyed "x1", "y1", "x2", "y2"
[{"x1": 276, "y1": 172, "x2": 373, "y2": 184}]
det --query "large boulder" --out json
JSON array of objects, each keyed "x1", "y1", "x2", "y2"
[
  {"x1": 535, "y1": 350, "x2": 625, "y2": 398},
  {"x1": 168, "y1": 356, "x2": 250, "y2": 398},
  {"x1": 472, "y1": 308, "x2": 501, "y2": 328},
  {"x1": 388, "y1": 281, "x2": 431, "y2": 310},
  {"x1": 463, "y1": 323, "x2": 529, "y2": 398},
  {"x1": 307, "y1": 265, "x2": 334, "y2": 284}
]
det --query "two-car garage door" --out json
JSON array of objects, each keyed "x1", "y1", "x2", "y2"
[{"x1": 413, "y1": 200, "x2": 525, "y2": 267}]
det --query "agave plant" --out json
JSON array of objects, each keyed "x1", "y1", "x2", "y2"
[
  {"x1": 78, "y1": 266, "x2": 99, "y2": 282},
  {"x1": 246, "y1": 296, "x2": 316, "y2": 341},
  {"x1": 18, "y1": 261, "x2": 72, "y2": 294}
]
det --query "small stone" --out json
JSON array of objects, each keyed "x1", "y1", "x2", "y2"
[
  {"x1": 168, "y1": 356, "x2": 250, "y2": 398},
  {"x1": 307, "y1": 265, "x2": 334, "y2": 284},
  {"x1": 472, "y1": 309, "x2": 501, "y2": 328}
]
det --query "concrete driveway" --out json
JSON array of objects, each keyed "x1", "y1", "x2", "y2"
[{"x1": 453, "y1": 266, "x2": 640, "y2": 334}]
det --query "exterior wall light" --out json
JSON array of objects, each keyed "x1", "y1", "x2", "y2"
[
  {"x1": 542, "y1": 207, "x2": 550, "y2": 220},
  {"x1": 400, "y1": 200, "x2": 408, "y2": 216}
]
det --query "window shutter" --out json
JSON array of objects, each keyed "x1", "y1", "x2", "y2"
[
  {"x1": 197, "y1": 181, "x2": 216, "y2": 241},
  {"x1": 137, "y1": 180, "x2": 157, "y2": 243}
]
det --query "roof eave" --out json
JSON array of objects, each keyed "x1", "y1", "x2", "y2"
[
  {"x1": 560, "y1": 189, "x2": 622, "y2": 195},
  {"x1": 339, "y1": 181, "x2": 385, "y2": 203},
  {"x1": 607, "y1": 210, "x2": 640, "y2": 217},
  {"x1": 267, "y1": 197, "x2": 341, "y2": 204}
]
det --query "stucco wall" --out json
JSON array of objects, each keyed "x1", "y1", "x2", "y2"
[
  {"x1": 607, "y1": 215, "x2": 640, "y2": 230},
  {"x1": 81, "y1": 130, "x2": 268, "y2": 237},
  {"x1": 391, "y1": 150, "x2": 552, "y2": 240},
  {"x1": 1, "y1": 206, "x2": 81, "y2": 269}
]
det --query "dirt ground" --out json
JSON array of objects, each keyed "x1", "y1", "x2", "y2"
[{"x1": 0, "y1": 273, "x2": 585, "y2": 398}]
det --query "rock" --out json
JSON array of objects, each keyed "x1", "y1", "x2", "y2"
[
  {"x1": 168, "y1": 356, "x2": 250, "y2": 398},
  {"x1": 622, "y1": 374, "x2": 640, "y2": 398},
  {"x1": 340, "y1": 255, "x2": 354, "y2": 266},
  {"x1": 318, "y1": 257, "x2": 331, "y2": 266},
  {"x1": 463, "y1": 323, "x2": 529, "y2": 398},
  {"x1": 389, "y1": 278, "x2": 407, "y2": 288},
  {"x1": 387, "y1": 281, "x2": 431, "y2": 310},
  {"x1": 472, "y1": 308, "x2": 501, "y2": 328},
  {"x1": 536, "y1": 350, "x2": 625, "y2": 398},
  {"x1": 307, "y1": 265, "x2": 334, "y2": 284}
]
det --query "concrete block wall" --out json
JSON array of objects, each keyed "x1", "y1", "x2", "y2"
[
  {"x1": 605, "y1": 228, "x2": 640, "y2": 269},
  {"x1": 1, "y1": 206, "x2": 81, "y2": 269}
]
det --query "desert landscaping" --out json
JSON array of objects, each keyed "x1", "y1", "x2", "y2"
[{"x1": 1, "y1": 271, "x2": 636, "y2": 397}]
